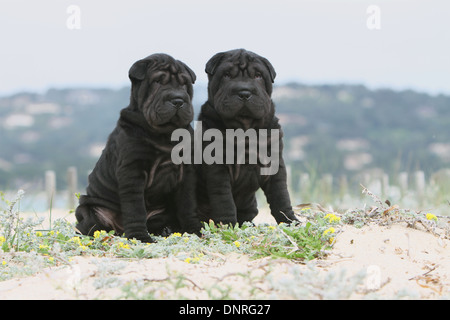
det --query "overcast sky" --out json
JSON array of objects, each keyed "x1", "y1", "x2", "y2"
[{"x1": 1, "y1": 0, "x2": 449, "y2": 96}]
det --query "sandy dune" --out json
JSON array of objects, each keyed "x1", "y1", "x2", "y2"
[{"x1": 0, "y1": 208, "x2": 448, "y2": 299}]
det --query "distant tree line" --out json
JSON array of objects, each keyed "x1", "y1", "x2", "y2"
[{"x1": 0, "y1": 84, "x2": 449, "y2": 191}]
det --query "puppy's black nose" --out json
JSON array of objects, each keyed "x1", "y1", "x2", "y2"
[
  {"x1": 170, "y1": 98, "x2": 185, "y2": 109},
  {"x1": 238, "y1": 90, "x2": 252, "y2": 101}
]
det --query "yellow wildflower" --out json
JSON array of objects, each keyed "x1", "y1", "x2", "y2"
[
  {"x1": 184, "y1": 257, "x2": 191, "y2": 263},
  {"x1": 268, "y1": 226, "x2": 276, "y2": 231},
  {"x1": 233, "y1": 241, "x2": 241, "y2": 248},
  {"x1": 93, "y1": 230, "x2": 101, "y2": 238},
  {"x1": 426, "y1": 213, "x2": 437, "y2": 221},
  {"x1": 118, "y1": 242, "x2": 130, "y2": 250},
  {"x1": 36, "y1": 231, "x2": 43, "y2": 237},
  {"x1": 323, "y1": 227, "x2": 335, "y2": 236},
  {"x1": 48, "y1": 257, "x2": 54, "y2": 263},
  {"x1": 1, "y1": 261, "x2": 6, "y2": 266},
  {"x1": 324, "y1": 213, "x2": 341, "y2": 223},
  {"x1": 0, "y1": 236, "x2": 5, "y2": 243},
  {"x1": 172, "y1": 232, "x2": 182, "y2": 237},
  {"x1": 70, "y1": 237, "x2": 82, "y2": 245}
]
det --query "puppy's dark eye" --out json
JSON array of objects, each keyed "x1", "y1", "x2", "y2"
[{"x1": 254, "y1": 72, "x2": 262, "y2": 79}]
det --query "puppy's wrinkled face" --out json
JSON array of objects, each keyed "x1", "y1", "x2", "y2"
[
  {"x1": 206, "y1": 49, "x2": 276, "y2": 130},
  {"x1": 129, "y1": 54, "x2": 196, "y2": 133}
]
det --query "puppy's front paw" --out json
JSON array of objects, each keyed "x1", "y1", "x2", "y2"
[
  {"x1": 126, "y1": 232, "x2": 155, "y2": 244},
  {"x1": 183, "y1": 222, "x2": 203, "y2": 237},
  {"x1": 275, "y1": 210, "x2": 298, "y2": 225}
]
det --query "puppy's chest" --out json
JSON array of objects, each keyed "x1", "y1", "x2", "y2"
[
  {"x1": 227, "y1": 164, "x2": 270, "y2": 189},
  {"x1": 144, "y1": 156, "x2": 183, "y2": 194}
]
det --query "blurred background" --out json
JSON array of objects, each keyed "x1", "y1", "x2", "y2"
[{"x1": 0, "y1": 0, "x2": 449, "y2": 214}]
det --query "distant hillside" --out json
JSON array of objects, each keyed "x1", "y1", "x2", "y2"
[
  {"x1": 274, "y1": 83, "x2": 450, "y2": 182},
  {"x1": 0, "y1": 83, "x2": 449, "y2": 191}
]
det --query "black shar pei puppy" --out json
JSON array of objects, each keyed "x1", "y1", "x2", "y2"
[
  {"x1": 75, "y1": 53, "x2": 201, "y2": 243},
  {"x1": 197, "y1": 49, "x2": 298, "y2": 226}
]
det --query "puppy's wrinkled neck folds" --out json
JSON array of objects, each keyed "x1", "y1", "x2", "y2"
[{"x1": 171, "y1": 121, "x2": 280, "y2": 175}]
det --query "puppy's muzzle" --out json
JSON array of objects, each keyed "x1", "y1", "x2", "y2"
[
  {"x1": 167, "y1": 92, "x2": 188, "y2": 110},
  {"x1": 238, "y1": 90, "x2": 252, "y2": 101},
  {"x1": 170, "y1": 98, "x2": 186, "y2": 109},
  {"x1": 232, "y1": 82, "x2": 256, "y2": 102}
]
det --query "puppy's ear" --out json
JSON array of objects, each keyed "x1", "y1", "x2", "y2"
[
  {"x1": 260, "y1": 57, "x2": 276, "y2": 83},
  {"x1": 205, "y1": 52, "x2": 226, "y2": 76},
  {"x1": 182, "y1": 63, "x2": 197, "y2": 84},
  {"x1": 129, "y1": 59, "x2": 149, "y2": 82}
]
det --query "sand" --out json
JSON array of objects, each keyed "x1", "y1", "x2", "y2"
[{"x1": 0, "y1": 209, "x2": 448, "y2": 300}]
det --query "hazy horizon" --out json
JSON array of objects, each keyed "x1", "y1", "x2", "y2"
[{"x1": 2, "y1": 80, "x2": 448, "y2": 99}]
